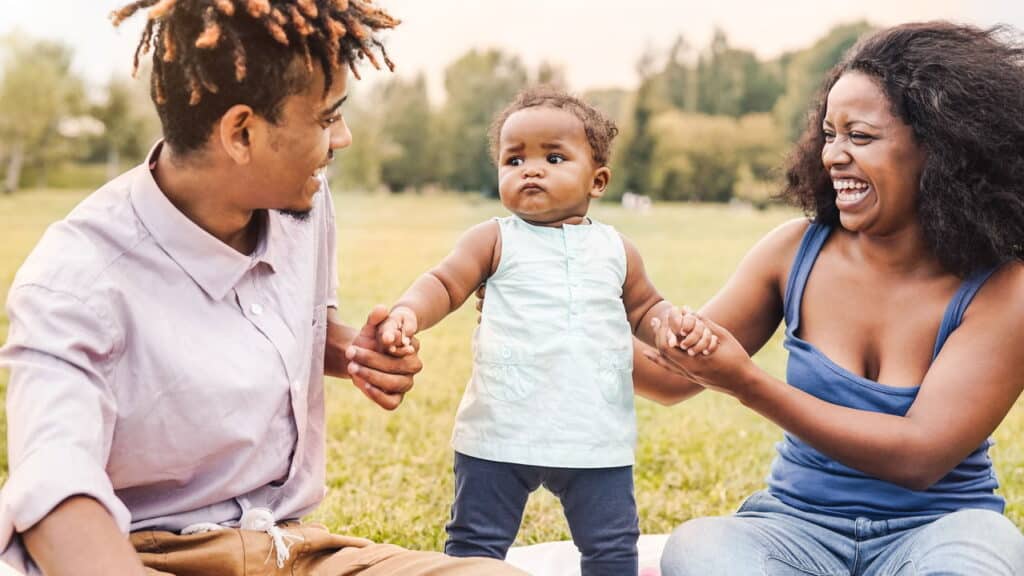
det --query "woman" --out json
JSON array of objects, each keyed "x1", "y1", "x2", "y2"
[{"x1": 651, "y1": 22, "x2": 1024, "y2": 575}]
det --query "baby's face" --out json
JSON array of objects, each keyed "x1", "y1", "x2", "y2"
[{"x1": 496, "y1": 107, "x2": 607, "y2": 227}]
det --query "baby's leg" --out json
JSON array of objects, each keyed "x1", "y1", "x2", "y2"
[
  {"x1": 445, "y1": 452, "x2": 541, "y2": 560},
  {"x1": 546, "y1": 465, "x2": 639, "y2": 576}
]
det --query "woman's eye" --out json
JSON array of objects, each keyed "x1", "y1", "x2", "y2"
[
  {"x1": 850, "y1": 132, "x2": 874, "y2": 143},
  {"x1": 547, "y1": 154, "x2": 565, "y2": 164},
  {"x1": 822, "y1": 130, "x2": 836, "y2": 143}
]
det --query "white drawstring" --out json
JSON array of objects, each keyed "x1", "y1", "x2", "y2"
[
  {"x1": 180, "y1": 506, "x2": 304, "y2": 569},
  {"x1": 240, "y1": 507, "x2": 304, "y2": 569}
]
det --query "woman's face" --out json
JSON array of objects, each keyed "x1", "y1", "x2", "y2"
[{"x1": 821, "y1": 71, "x2": 926, "y2": 236}]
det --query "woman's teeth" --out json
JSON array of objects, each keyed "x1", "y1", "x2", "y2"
[{"x1": 834, "y1": 179, "x2": 869, "y2": 202}]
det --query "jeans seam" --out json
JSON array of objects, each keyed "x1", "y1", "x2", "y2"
[{"x1": 764, "y1": 553, "x2": 844, "y2": 576}]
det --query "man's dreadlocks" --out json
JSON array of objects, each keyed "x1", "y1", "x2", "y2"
[{"x1": 111, "y1": 0, "x2": 398, "y2": 154}]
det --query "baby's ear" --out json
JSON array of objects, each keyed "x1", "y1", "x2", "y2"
[{"x1": 590, "y1": 166, "x2": 611, "y2": 199}]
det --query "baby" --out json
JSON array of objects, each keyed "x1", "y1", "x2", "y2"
[{"x1": 379, "y1": 87, "x2": 715, "y2": 576}]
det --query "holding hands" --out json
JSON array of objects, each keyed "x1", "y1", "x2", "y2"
[
  {"x1": 647, "y1": 307, "x2": 758, "y2": 399},
  {"x1": 378, "y1": 306, "x2": 420, "y2": 357}
]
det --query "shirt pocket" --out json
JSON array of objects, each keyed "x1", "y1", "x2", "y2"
[
  {"x1": 597, "y1": 345, "x2": 633, "y2": 404},
  {"x1": 475, "y1": 343, "x2": 542, "y2": 403}
]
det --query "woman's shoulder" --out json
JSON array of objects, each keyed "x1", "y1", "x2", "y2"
[
  {"x1": 973, "y1": 260, "x2": 1024, "y2": 316},
  {"x1": 746, "y1": 217, "x2": 814, "y2": 275}
]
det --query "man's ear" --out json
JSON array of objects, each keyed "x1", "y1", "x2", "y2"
[
  {"x1": 589, "y1": 166, "x2": 611, "y2": 199},
  {"x1": 218, "y1": 104, "x2": 257, "y2": 165}
]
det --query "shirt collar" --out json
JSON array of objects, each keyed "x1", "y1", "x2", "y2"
[{"x1": 129, "y1": 141, "x2": 279, "y2": 301}]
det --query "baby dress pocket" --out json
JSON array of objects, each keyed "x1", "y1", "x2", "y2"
[
  {"x1": 475, "y1": 343, "x2": 539, "y2": 403},
  {"x1": 597, "y1": 346, "x2": 632, "y2": 404}
]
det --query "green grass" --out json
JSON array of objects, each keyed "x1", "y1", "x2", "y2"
[{"x1": 0, "y1": 190, "x2": 1022, "y2": 551}]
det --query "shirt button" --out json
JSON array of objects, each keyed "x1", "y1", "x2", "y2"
[{"x1": 250, "y1": 303, "x2": 264, "y2": 315}]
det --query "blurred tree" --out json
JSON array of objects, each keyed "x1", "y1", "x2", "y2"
[
  {"x1": 378, "y1": 73, "x2": 437, "y2": 192},
  {"x1": 619, "y1": 49, "x2": 661, "y2": 199},
  {"x1": 696, "y1": 29, "x2": 745, "y2": 117},
  {"x1": 0, "y1": 33, "x2": 86, "y2": 192},
  {"x1": 773, "y1": 21, "x2": 873, "y2": 141},
  {"x1": 662, "y1": 35, "x2": 696, "y2": 112},
  {"x1": 439, "y1": 49, "x2": 528, "y2": 194},
  {"x1": 332, "y1": 93, "x2": 385, "y2": 192},
  {"x1": 534, "y1": 61, "x2": 568, "y2": 90},
  {"x1": 91, "y1": 75, "x2": 158, "y2": 180}
]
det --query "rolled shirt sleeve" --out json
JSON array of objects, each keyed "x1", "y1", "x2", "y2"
[{"x1": 0, "y1": 284, "x2": 129, "y2": 565}]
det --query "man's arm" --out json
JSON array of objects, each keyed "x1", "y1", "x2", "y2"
[
  {"x1": 23, "y1": 497, "x2": 145, "y2": 576},
  {"x1": 0, "y1": 286, "x2": 135, "y2": 573}
]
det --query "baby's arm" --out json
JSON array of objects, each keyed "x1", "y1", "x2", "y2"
[
  {"x1": 620, "y1": 235, "x2": 717, "y2": 355},
  {"x1": 380, "y1": 220, "x2": 500, "y2": 352},
  {"x1": 619, "y1": 234, "x2": 672, "y2": 346}
]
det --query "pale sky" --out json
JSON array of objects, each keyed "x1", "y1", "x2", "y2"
[{"x1": 3, "y1": 0, "x2": 1023, "y2": 101}]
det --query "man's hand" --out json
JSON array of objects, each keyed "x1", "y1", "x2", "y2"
[{"x1": 325, "y1": 305, "x2": 423, "y2": 410}]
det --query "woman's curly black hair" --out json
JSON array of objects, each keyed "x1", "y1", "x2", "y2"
[{"x1": 781, "y1": 21, "x2": 1024, "y2": 277}]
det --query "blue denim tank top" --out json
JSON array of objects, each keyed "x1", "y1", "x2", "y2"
[{"x1": 766, "y1": 222, "x2": 1004, "y2": 519}]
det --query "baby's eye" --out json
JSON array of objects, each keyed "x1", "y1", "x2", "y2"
[
  {"x1": 547, "y1": 153, "x2": 565, "y2": 164},
  {"x1": 507, "y1": 157, "x2": 523, "y2": 167}
]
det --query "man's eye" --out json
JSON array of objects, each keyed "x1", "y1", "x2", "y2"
[
  {"x1": 323, "y1": 114, "x2": 342, "y2": 126},
  {"x1": 547, "y1": 154, "x2": 565, "y2": 164}
]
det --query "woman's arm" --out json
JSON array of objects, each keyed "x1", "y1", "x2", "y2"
[
  {"x1": 652, "y1": 261, "x2": 1024, "y2": 490},
  {"x1": 631, "y1": 219, "x2": 804, "y2": 403}
]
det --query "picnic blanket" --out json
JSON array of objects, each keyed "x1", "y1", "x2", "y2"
[{"x1": 506, "y1": 533, "x2": 670, "y2": 576}]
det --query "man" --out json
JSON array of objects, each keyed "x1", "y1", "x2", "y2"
[{"x1": 0, "y1": 1, "x2": 525, "y2": 574}]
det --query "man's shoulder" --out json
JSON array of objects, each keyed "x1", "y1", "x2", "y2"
[{"x1": 13, "y1": 167, "x2": 151, "y2": 298}]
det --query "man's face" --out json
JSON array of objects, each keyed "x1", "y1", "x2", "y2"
[{"x1": 248, "y1": 63, "x2": 352, "y2": 218}]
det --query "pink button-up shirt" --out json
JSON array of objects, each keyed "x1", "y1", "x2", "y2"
[{"x1": 0, "y1": 143, "x2": 338, "y2": 573}]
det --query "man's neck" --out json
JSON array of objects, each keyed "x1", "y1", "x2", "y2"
[{"x1": 152, "y1": 144, "x2": 260, "y2": 255}]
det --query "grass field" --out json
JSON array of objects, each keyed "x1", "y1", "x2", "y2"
[{"x1": 1, "y1": 190, "x2": 1022, "y2": 551}]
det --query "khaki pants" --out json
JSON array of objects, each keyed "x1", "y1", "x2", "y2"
[{"x1": 131, "y1": 522, "x2": 527, "y2": 575}]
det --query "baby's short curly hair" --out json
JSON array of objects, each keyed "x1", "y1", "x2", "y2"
[{"x1": 489, "y1": 86, "x2": 618, "y2": 166}]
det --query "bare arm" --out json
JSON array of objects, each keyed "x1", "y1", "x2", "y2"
[
  {"x1": 622, "y1": 224, "x2": 792, "y2": 403},
  {"x1": 650, "y1": 221, "x2": 1024, "y2": 489},
  {"x1": 735, "y1": 262, "x2": 1024, "y2": 489},
  {"x1": 389, "y1": 221, "x2": 500, "y2": 335},
  {"x1": 23, "y1": 496, "x2": 146, "y2": 576},
  {"x1": 619, "y1": 234, "x2": 671, "y2": 344},
  {"x1": 632, "y1": 337, "x2": 704, "y2": 405}
]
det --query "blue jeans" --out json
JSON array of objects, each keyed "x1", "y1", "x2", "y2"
[
  {"x1": 444, "y1": 452, "x2": 639, "y2": 576},
  {"x1": 661, "y1": 490, "x2": 1024, "y2": 575}
]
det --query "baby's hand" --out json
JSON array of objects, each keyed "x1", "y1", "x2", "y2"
[
  {"x1": 378, "y1": 306, "x2": 419, "y2": 357},
  {"x1": 669, "y1": 306, "x2": 719, "y2": 357}
]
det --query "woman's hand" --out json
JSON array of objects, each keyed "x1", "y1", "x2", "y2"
[{"x1": 647, "y1": 309, "x2": 760, "y2": 399}]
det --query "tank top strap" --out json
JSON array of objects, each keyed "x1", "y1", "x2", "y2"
[
  {"x1": 783, "y1": 222, "x2": 832, "y2": 332},
  {"x1": 931, "y1": 265, "x2": 1001, "y2": 359}
]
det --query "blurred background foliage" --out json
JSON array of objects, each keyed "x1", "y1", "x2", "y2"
[{"x1": 0, "y1": 22, "x2": 872, "y2": 205}]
